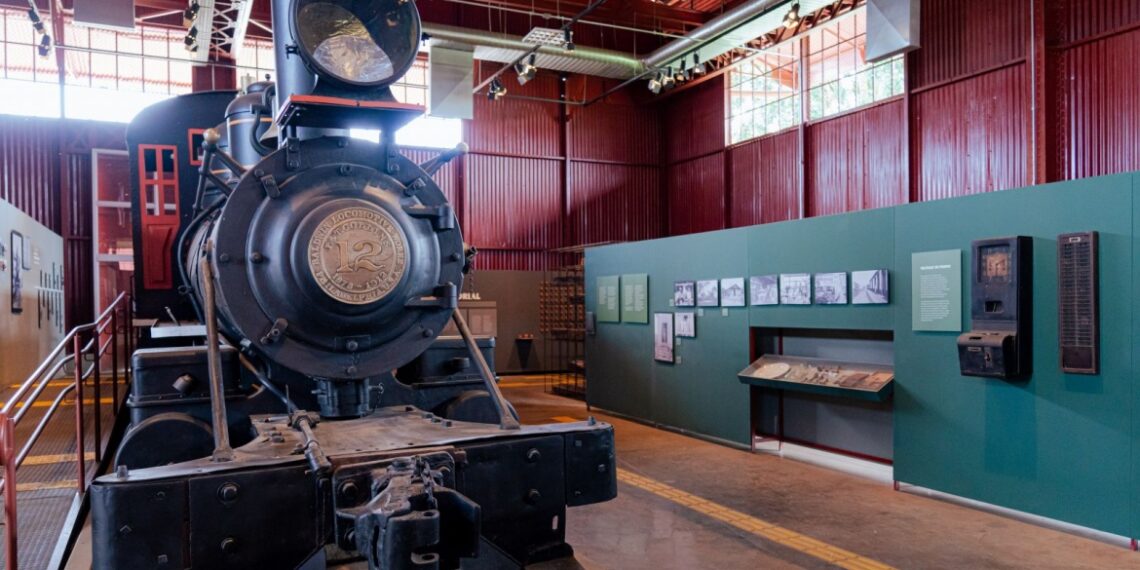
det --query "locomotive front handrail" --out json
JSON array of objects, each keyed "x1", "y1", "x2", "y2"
[{"x1": 0, "y1": 292, "x2": 133, "y2": 570}]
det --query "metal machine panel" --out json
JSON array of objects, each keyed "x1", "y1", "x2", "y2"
[{"x1": 1058, "y1": 231, "x2": 1099, "y2": 374}]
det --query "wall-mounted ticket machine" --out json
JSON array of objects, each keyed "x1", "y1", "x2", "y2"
[{"x1": 957, "y1": 236, "x2": 1032, "y2": 379}]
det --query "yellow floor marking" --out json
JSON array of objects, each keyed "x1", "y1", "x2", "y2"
[
  {"x1": 7, "y1": 381, "x2": 72, "y2": 389},
  {"x1": 21, "y1": 453, "x2": 95, "y2": 466},
  {"x1": 14, "y1": 480, "x2": 77, "y2": 492},
  {"x1": 548, "y1": 416, "x2": 895, "y2": 570},
  {"x1": 550, "y1": 416, "x2": 582, "y2": 424},
  {"x1": 11, "y1": 398, "x2": 114, "y2": 409}
]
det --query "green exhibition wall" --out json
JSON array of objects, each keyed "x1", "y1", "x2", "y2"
[{"x1": 585, "y1": 172, "x2": 1140, "y2": 538}]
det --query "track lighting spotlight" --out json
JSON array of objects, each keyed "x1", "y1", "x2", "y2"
[
  {"x1": 647, "y1": 74, "x2": 663, "y2": 95},
  {"x1": 487, "y1": 77, "x2": 507, "y2": 101},
  {"x1": 184, "y1": 27, "x2": 199, "y2": 53},
  {"x1": 662, "y1": 68, "x2": 676, "y2": 91},
  {"x1": 515, "y1": 53, "x2": 537, "y2": 85},
  {"x1": 691, "y1": 53, "x2": 706, "y2": 75},
  {"x1": 37, "y1": 34, "x2": 51, "y2": 58},
  {"x1": 783, "y1": 3, "x2": 801, "y2": 30},
  {"x1": 27, "y1": 9, "x2": 44, "y2": 34},
  {"x1": 184, "y1": 1, "x2": 201, "y2": 27},
  {"x1": 563, "y1": 29, "x2": 574, "y2": 51}
]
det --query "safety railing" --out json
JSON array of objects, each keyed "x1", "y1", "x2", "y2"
[{"x1": 0, "y1": 292, "x2": 133, "y2": 570}]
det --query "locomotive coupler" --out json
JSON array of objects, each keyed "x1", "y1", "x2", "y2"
[{"x1": 343, "y1": 454, "x2": 481, "y2": 570}]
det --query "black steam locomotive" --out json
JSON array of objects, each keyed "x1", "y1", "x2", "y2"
[{"x1": 89, "y1": 1, "x2": 615, "y2": 567}]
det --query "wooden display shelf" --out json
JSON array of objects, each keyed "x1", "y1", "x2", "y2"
[{"x1": 737, "y1": 354, "x2": 894, "y2": 402}]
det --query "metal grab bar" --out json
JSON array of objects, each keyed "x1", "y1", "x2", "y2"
[{"x1": 0, "y1": 292, "x2": 134, "y2": 570}]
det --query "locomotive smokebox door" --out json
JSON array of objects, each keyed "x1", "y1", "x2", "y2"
[{"x1": 957, "y1": 236, "x2": 1032, "y2": 379}]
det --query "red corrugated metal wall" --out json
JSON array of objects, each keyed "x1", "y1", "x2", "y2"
[
  {"x1": 667, "y1": 153, "x2": 725, "y2": 236},
  {"x1": 0, "y1": 116, "x2": 59, "y2": 231},
  {"x1": 807, "y1": 100, "x2": 907, "y2": 216},
  {"x1": 728, "y1": 130, "x2": 800, "y2": 227}
]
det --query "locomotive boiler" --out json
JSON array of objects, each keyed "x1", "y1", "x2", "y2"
[{"x1": 89, "y1": 0, "x2": 616, "y2": 567}]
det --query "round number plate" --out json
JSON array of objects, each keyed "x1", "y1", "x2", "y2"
[{"x1": 306, "y1": 207, "x2": 408, "y2": 304}]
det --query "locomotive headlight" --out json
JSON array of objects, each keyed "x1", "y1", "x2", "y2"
[{"x1": 292, "y1": 0, "x2": 420, "y2": 87}]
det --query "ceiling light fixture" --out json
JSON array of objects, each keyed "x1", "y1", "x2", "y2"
[
  {"x1": 647, "y1": 73, "x2": 663, "y2": 94},
  {"x1": 37, "y1": 34, "x2": 51, "y2": 58},
  {"x1": 183, "y1": 1, "x2": 201, "y2": 28},
  {"x1": 515, "y1": 53, "x2": 538, "y2": 85},
  {"x1": 691, "y1": 53, "x2": 706, "y2": 75},
  {"x1": 563, "y1": 29, "x2": 574, "y2": 51},
  {"x1": 662, "y1": 68, "x2": 676, "y2": 91},
  {"x1": 27, "y1": 8, "x2": 44, "y2": 34},
  {"x1": 487, "y1": 77, "x2": 507, "y2": 101},
  {"x1": 184, "y1": 25, "x2": 199, "y2": 53},
  {"x1": 783, "y1": 3, "x2": 801, "y2": 30}
]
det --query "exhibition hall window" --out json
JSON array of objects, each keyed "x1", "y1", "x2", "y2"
[{"x1": 727, "y1": 7, "x2": 905, "y2": 145}]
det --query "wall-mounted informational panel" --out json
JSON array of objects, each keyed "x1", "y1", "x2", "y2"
[
  {"x1": 910, "y1": 249, "x2": 961, "y2": 332},
  {"x1": 596, "y1": 275, "x2": 620, "y2": 322},
  {"x1": 621, "y1": 274, "x2": 648, "y2": 324},
  {"x1": 0, "y1": 198, "x2": 65, "y2": 389}
]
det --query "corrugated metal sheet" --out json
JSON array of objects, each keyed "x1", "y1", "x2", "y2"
[
  {"x1": 912, "y1": 64, "x2": 1027, "y2": 201},
  {"x1": 0, "y1": 116, "x2": 59, "y2": 231},
  {"x1": 664, "y1": 77, "x2": 726, "y2": 164},
  {"x1": 1056, "y1": 0, "x2": 1140, "y2": 45},
  {"x1": 910, "y1": 0, "x2": 1026, "y2": 89},
  {"x1": 807, "y1": 100, "x2": 906, "y2": 216},
  {"x1": 400, "y1": 147, "x2": 462, "y2": 206},
  {"x1": 467, "y1": 63, "x2": 561, "y2": 158},
  {"x1": 1057, "y1": 28, "x2": 1140, "y2": 180},
  {"x1": 62, "y1": 153, "x2": 94, "y2": 325},
  {"x1": 667, "y1": 153, "x2": 725, "y2": 235},
  {"x1": 568, "y1": 103, "x2": 660, "y2": 164},
  {"x1": 729, "y1": 130, "x2": 800, "y2": 227},
  {"x1": 465, "y1": 154, "x2": 562, "y2": 250},
  {"x1": 569, "y1": 161, "x2": 662, "y2": 245}
]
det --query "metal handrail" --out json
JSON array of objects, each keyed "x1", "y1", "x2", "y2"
[{"x1": 0, "y1": 292, "x2": 134, "y2": 570}]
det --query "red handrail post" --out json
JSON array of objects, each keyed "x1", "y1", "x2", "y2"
[
  {"x1": 73, "y1": 333, "x2": 86, "y2": 496},
  {"x1": 2, "y1": 414, "x2": 17, "y2": 570},
  {"x1": 93, "y1": 329, "x2": 102, "y2": 464}
]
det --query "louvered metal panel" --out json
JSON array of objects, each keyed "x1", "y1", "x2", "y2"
[
  {"x1": 667, "y1": 153, "x2": 725, "y2": 236},
  {"x1": 0, "y1": 116, "x2": 58, "y2": 231},
  {"x1": 1057, "y1": 231, "x2": 1099, "y2": 374},
  {"x1": 568, "y1": 103, "x2": 660, "y2": 164},
  {"x1": 569, "y1": 161, "x2": 663, "y2": 245},
  {"x1": 909, "y1": 0, "x2": 1026, "y2": 89},
  {"x1": 62, "y1": 153, "x2": 94, "y2": 326},
  {"x1": 664, "y1": 77, "x2": 727, "y2": 164},
  {"x1": 465, "y1": 154, "x2": 562, "y2": 250},
  {"x1": 808, "y1": 100, "x2": 906, "y2": 216},
  {"x1": 728, "y1": 130, "x2": 799, "y2": 227},
  {"x1": 912, "y1": 64, "x2": 1027, "y2": 201},
  {"x1": 1057, "y1": 29, "x2": 1140, "y2": 180}
]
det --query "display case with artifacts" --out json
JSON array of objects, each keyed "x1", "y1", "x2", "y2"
[{"x1": 737, "y1": 354, "x2": 894, "y2": 401}]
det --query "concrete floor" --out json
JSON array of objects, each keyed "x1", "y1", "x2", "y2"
[{"x1": 499, "y1": 378, "x2": 1140, "y2": 570}]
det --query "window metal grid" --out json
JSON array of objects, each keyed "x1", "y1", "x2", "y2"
[{"x1": 727, "y1": 7, "x2": 905, "y2": 145}]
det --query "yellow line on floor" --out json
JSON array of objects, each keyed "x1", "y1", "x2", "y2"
[
  {"x1": 548, "y1": 416, "x2": 894, "y2": 570},
  {"x1": 21, "y1": 453, "x2": 95, "y2": 466},
  {"x1": 15, "y1": 480, "x2": 77, "y2": 492},
  {"x1": 11, "y1": 398, "x2": 114, "y2": 409},
  {"x1": 7, "y1": 381, "x2": 72, "y2": 389}
]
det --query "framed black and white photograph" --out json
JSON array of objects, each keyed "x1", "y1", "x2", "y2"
[
  {"x1": 673, "y1": 281, "x2": 696, "y2": 307},
  {"x1": 721, "y1": 277, "x2": 745, "y2": 307},
  {"x1": 852, "y1": 269, "x2": 889, "y2": 304},
  {"x1": 749, "y1": 275, "x2": 778, "y2": 306},
  {"x1": 814, "y1": 272, "x2": 848, "y2": 304},
  {"x1": 779, "y1": 273, "x2": 811, "y2": 305},
  {"x1": 675, "y1": 311, "x2": 696, "y2": 338},
  {"x1": 653, "y1": 312, "x2": 674, "y2": 362},
  {"x1": 10, "y1": 231, "x2": 23, "y2": 314},
  {"x1": 696, "y1": 279, "x2": 719, "y2": 307}
]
